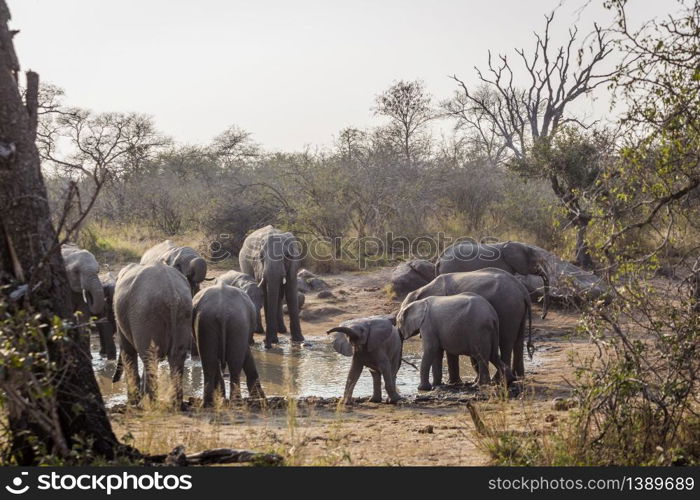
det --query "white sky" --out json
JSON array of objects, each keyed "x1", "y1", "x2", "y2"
[{"x1": 8, "y1": 0, "x2": 674, "y2": 151}]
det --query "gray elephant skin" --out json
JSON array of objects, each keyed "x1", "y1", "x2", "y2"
[
  {"x1": 397, "y1": 293, "x2": 513, "y2": 390},
  {"x1": 239, "y1": 225, "x2": 303, "y2": 348},
  {"x1": 141, "y1": 240, "x2": 209, "y2": 296},
  {"x1": 193, "y1": 282, "x2": 265, "y2": 405},
  {"x1": 112, "y1": 263, "x2": 192, "y2": 404},
  {"x1": 390, "y1": 259, "x2": 436, "y2": 299},
  {"x1": 61, "y1": 245, "x2": 107, "y2": 350},
  {"x1": 218, "y1": 270, "x2": 265, "y2": 336},
  {"x1": 436, "y1": 241, "x2": 549, "y2": 319},
  {"x1": 96, "y1": 276, "x2": 117, "y2": 360},
  {"x1": 327, "y1": 315, "x2": 402, "y2": 404},
  {"x1": 401, "y1": 268, "x2": 532, "y2": 382}
]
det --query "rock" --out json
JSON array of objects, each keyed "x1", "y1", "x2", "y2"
[
  {"x1": 299, "y1": 306, "x2": 345, "y2": 322},
  {"x1": 418, "y1": 425, "x2": 434, "y2": 434},
  {"x1": 317, "y1": 290, "x2": 335, "y2": 299},
  {"x1": 390, "y1": 259, "x2": 436, "y2": 299}
]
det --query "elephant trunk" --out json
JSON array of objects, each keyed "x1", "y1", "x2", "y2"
[
  {"x1": 81, "y1": 273, "x2": 105, "y2": 316},
  {"x1": 536, "y1": 264, "x2": 549, "y2": 320},
  {"x1": 326, "y1": 326, "x2": 360, "y2": 342}
]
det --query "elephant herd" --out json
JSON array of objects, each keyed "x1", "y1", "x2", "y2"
[{"x1": 62, "y1": 230, "x2": 550, "y2": 406}]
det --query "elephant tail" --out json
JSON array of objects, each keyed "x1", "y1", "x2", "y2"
[{"x1": 526, "y1": 298, "x2": 534, "y2": 359}]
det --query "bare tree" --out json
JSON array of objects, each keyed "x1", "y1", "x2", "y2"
[
  {"x1": 374, "y1": 79, "x2": 435, "y2": 164},
  {"x1": 444, "y1": 11, "x2": 616, "y2": 266}
]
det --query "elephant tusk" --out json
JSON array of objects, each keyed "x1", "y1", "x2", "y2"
[
  {"x1": 82, "y1": 288, "x2": 89, "y2": 305},
  {"x1": 282, "y1": 277, "x2": 287, "y2": 285}
]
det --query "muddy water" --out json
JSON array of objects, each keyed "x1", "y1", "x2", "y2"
[{"x1": 92, "y1": 334, "x2": 482, "y2": 406}]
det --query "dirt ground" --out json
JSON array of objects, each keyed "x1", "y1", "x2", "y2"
[{"x1": 109, "y1": 266, "x2": 594, "y2": 466}]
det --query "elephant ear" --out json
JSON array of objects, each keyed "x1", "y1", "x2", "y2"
[
  {"x1": 331, "y1": 332, "x2": 353, "y2": 356},
  {"x1": 398, "y1": 299, "x2": 429, "y2": 339},
  {"x1": 501, "y1": 241, "x2": 528, "y2": 274},
  {"x1": 367, "y1": 319, "x2": 394, "y2": 352}
]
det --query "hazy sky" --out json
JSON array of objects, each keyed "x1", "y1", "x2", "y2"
[{"x1": 9, "y1": 0, "x2": 673, "y2": 151}]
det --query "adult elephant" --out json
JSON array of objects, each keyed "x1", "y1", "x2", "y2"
[
  {"x1": 239, "y1": 225, "x2": 303, "y2": 348},
  {"x1": 140, "y1": 240, "x2": 209, "y2": 296},
  {"x1": 112, "y1": 263, "x2": 192, "y2": 405},
  {"x1": 400, "y1": 268, "x2": 532, "y2": 382},
  {"x1": 96, "y1": 276, "x2": 117, "y2": 360},
  {"x1": 397, "y1": 293, "x2": 513, "y2": 389},
  {"x1": 436, "y1": 240, "x2": 550, "y2": 319},
  {"x1": 61, "y1": 245, "x2": 107, "y2": 351}
]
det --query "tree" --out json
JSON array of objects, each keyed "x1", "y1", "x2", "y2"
[
  {"x1": 373, "y1": 79, "x2": 435, "y2": 164},
  {"x1": 0, "y1": 1, "x2": 120, "y2": 464},
  {"x1": 444, "y1": 10, "x2": 616, "y2": 266}
]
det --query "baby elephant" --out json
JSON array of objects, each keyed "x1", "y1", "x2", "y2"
[
  {"x1": 327, "y1": 315, "x2": 402, "y2": 404},
  {"x1": 192, "y1": 282, "x2": 265, "y2": 405},
  {"x1": 396, "y1": 293, "x2": 513, "y2": 390}
]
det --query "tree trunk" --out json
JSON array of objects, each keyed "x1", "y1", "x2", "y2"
[
  {"x1": 0, "y1": 2, "x2": 120, "y2": 464},
  {"x1": 574, "y1": 216, "x2": 594, "y2": 270}
]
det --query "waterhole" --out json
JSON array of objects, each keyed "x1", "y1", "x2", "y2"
[{"x1": 91, "y1": 333, "x2": 485, "y2": 406}]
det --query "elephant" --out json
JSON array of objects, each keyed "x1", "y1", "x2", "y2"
[
  {"x1": 95, "y1": 276, "x2": 117, "y2": 360},
  {"x1": 436, "y1": 240, "x2": 550, "y2": 319},
  {"x1": 140, "y1": 240, "x2": 209, "y2": 296},
  {"x1": 192, "y1": 282, "x2": 265, "y2": 405},
  {"x1": 390, "y1": 259, "x2": 436, "y2": 299},
  {"x1": 239, "y1": 225, "x2": 303, "y2": 348},
  {"x1": 396, "y1": 293, "x2": 513, "y2": 390},
  {"x1": 218, "y1": 270, "x2": 265, "y2": 337},
  {"x1": 326, "y1": 315, "x2": 402, "y2": 404},
  {"x1": 401, "y1": 268, "x2": 532, "y2": 382},
  {"x1": 112, "y1": 263, "x2": 192, "y2": 405},
  {"x1": 61, "y1": 245, "x2": 106, "y2": 351}
]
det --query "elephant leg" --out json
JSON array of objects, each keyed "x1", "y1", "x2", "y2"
[
  {"x1": 97, "y1": 321, "x2": 117, "y2": 360},
  {"x1": 262, "y1": 283, "x2": 280, "y2": 348},
  {"x1": 342, "y1": 357, "x2": 364, "y2": 404},
  {"x1": 431, "y1": 348, "x2": 444, "y2": 387},
  {"x1": 369, "y1": 369, "x2": 382, "y2": 403},
  {"x1": 284, "y1": 277, "x2": 304, "y2": 342},
  {"x1": 254, "y1": 309, "x2": 264, "y2": 334},
  {"x1": 120, "y1": 333, "x2": 141, "y2": 405},
  {"x1": 476, "y1": 357, "x2": 491, "y2": 386},
  {"x1": 512, "y1": 325, "x2": 525, "y2": 379},
  {"x1": 276, "y1": 292, "x2": 287, "y2": 333},
  {"x1": 469, "y1": 357, "x2": 480, "y2": 385},
  {"x1": 242, "y1": 350, "x2": 265, "y2": 399},
  {"x1": 379, "y1": 359, "x2": 401, "y2": 403},
  {"x1": 227, "y1": 349, "x2": 246, "y2": 402},
  {"x1": 419, "y1": 345, "x2": 438, "y2": 391},
  {"x1": 140, "y1": 350, "x2": 157, "y2": 403},
  {"x1": 168, "y1": 349, "x2": 187, "y2": 407},
  {"x1": 446, "y1": 353, "x2": 462, "y2": 384}
]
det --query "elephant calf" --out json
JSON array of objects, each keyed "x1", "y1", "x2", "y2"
[
  {"x1": 193, "y1": 282, "x2": 265, "y2": 406},
  {"x1": 397, "y1": 293, "x2": 513, "y2": 390},
  {"x1": 327, "y1": 315, "x2": 402, "y2": 404},
  {"x1": 113, "y1": 263, "x2": 193, "y2": 405}
]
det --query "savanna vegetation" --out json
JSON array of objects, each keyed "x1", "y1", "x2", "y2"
[{"x1": 0, "y1": 0, "x2": 699, "y2": 466}]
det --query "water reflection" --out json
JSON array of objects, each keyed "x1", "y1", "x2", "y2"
[{"x1": 92, "y1": 335, "x2": 479, "y2": 406}]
